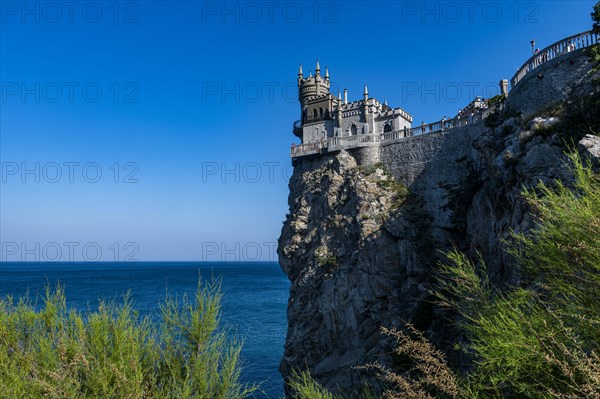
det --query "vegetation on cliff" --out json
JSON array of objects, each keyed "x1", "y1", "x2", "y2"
[
  {"x1": 292, "y1": 150, "x2": 600, "y2": 399},
  {"x1": 0, "y1": 280, "x2": 255, "y2": 399},
  {"x1": 592, "y1": 1, "x2": 600, "y2": 33},
  {"x1": 435, "y1": 151, "x2": 600, "y2": 398}
]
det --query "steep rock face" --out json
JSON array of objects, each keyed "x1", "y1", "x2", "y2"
[
  {"x1": 278, "y1": 49, "x2": 600, "y2": 396},
  {"x1": 278, "y1": 153, "x2": 423, "y2": 391}
]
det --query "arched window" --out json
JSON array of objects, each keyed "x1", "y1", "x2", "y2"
[
  {"x1": 319, "y1": 107, "x2": 324, "y2": 118},
  {"x1": 313, "y1": 109, "x2": 318, "y2": 120},
  {"x1": 351, "y1": 124, "x2": 358, "y2": 136},
  {"x1": 384, "y1": 124, "x2": 393, "y2": 133}
]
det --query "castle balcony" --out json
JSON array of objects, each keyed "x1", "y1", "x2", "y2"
[
  {"x1": 293, "y1": 120, "x2": 302, "y2": 137},
  {"x1": 290, "y1": 140, "x2": 326, "y2": 157}
]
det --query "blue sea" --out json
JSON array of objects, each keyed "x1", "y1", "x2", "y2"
[{"x1": 0, "y1": 262, "x2": 289, "y2": 398}]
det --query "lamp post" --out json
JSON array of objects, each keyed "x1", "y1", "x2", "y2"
[{"x1": 530, "y1": 40, "x2": 536, "y2": 55}]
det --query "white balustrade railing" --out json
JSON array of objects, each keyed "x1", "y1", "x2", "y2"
[
  {"x1": 289, "y1": 103, "x2": 500, "y2": 158},
  {"x1": 511, "y1": 30, "x2": 599, "y2": 87}
]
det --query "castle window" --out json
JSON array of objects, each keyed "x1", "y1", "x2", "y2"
[
  {"x1": 384, "y1": 124, "x2": 393, "y2": 133},
  {"x1": 351, "y1": 124, "x2": 358, "y2": 136}
]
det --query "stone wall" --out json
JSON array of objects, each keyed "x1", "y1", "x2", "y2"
[
  {"x1": 379, "y1": 125, "x2": 480, "y2": 188},
  {"x1": 344, "y1": 145, "x2": 378, "y2": 165},
  {"x1": 506, "y1": 48, "x2": 597, "y2": 119}
]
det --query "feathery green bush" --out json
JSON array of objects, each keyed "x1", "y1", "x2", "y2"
[
  {"x1": 0, "y1": 280, "x2": 256, "y2": 399},
  {"x1": 436, "y1": 151, "x2": 600, "y2": 398}
]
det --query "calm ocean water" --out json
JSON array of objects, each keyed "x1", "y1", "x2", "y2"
[{"x1": 0, "y1": 261, "x2": 289, "y2": 398}]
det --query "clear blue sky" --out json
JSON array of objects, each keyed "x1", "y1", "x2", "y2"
[{"x1": 0, "y1": 1, "x2": 596, "y2": 261}]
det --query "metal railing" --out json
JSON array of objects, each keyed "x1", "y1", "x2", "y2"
[{"x1": 511, "y1": 30, "x2": 599, "y2": 87}]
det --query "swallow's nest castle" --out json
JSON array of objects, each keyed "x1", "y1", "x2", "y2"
[
  {"x1": 294, "y1": 60, "x2": 413, "y2": 145},
  {"x1": 291, "y1": 59, "x2": 501, "y2": 159},
  {"x1": 291, "y1": 29, "x2": 598, "y2": 159}
]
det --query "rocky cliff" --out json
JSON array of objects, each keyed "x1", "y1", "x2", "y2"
[{"x1": 277, "y1": 48, "x2": 600, "y2": 396}]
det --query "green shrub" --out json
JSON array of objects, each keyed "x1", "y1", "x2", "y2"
[
  {"x1": 487, "y1": 94, "x2": 506, "y2": 106},
  {"x1": 592, "y1": 0, "x2": 600, "y2": 33},
  {"x1": 0, "y1": 280, "x2": 256, "y2": 399},
  {"x1": 288, "y1": 370, "x2": 341, "y2": 399},
  {"x1": 435, "y1": 151, "x2": 600, "y2": 398},
  {"x1": 357, "y1": 162, "x2": 386, "y2": 176},
  {"x1": 316, "y1": 249, "x2": 337, "y2": 269}
]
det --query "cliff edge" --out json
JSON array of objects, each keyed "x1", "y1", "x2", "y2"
[{"x1": 278, "y1": 48, "x2": 600, "y2": 396}]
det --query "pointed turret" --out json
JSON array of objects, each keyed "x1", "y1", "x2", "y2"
[
  {"x1": 337, "y1": 89, "x2": 343, "y2": 128},
  {"x1": 363, "y1": 84, "x2": 369, "y2": 120},
  {"x1": 297, "y1": 64, "x2": 303, "y2": 86}
]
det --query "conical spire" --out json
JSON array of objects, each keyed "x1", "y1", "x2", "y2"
[{"x1": 315, "y1": 59, "x2": 320, "y2": 75}]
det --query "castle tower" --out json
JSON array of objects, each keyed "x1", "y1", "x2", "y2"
[
  {"x1": 298, "y1": 59, "x2": 332, "y2": 111},
  {"x1": 297, "y1": 59, "x2": 336, "y2": 128}
]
